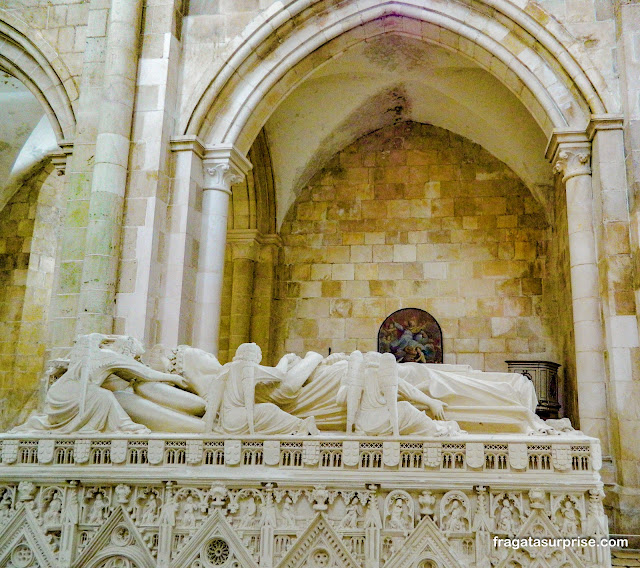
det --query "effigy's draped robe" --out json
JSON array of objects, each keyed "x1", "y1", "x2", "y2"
[
  {"x1": 221, "y1": 361, "x2": 310, "y2": 435},
  {"x1": 257, "y1": 361, "x2": 539, "y2": 432}
]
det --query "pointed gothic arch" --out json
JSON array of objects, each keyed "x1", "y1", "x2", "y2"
[
  {"x1": 0, "y1": 10, "x2": 76, "y2": 144},
  {"x1": 183, "y1": 0, "x2": 610, "y2": 154}
]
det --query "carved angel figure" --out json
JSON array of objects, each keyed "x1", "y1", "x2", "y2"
[
  {"x1": 337, "y1": 351, "x2": 459, "y2": 436},
  {"x1": 13, "y1": 334, "x2": 186, "y2": 434},
  {"x1": 218, "y1": 343, "x2": 319, "y2": 435}
]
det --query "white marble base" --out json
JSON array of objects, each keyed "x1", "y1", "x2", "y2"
[{"x1": 0, "y1": 433, "x2": 611, "y2": 568}]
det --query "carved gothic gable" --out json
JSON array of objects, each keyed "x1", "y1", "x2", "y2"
[
  {"x1": 384, "y1": 514, "x2": 464, "y2": 568},
  {"x1": 495, "y1": 509, "x2": 583, "y2": 568},
  {"x1": 276, "y1": 513, "x2": 359, "y2": 568},
  {"x1": 0, "y1": 506, "x2": 57, "y2": 568},
  {"x1": 169, "y1": 509, "x2": 258, "y2": 568},
  {"x1": 72, "y1": 505, "x2": 155, "y2": 568}
]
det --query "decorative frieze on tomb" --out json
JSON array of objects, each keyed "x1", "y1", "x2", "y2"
[{"x1": 0, "y1": 433, "x2": 610, "y2": 568}]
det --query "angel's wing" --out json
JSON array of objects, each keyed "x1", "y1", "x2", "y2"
[
  {"x1": 203, "y1": 365, "x2": 229, "y2": 432},
  {"x1": 345, "y1": 350, "x2": 364, "y2": 434},
  {"x1": 378, "y1": 353, "x2": 399, "y2": 436}
]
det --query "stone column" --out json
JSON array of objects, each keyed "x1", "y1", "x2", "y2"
[
  {"x1": 227, "y1": 231, "x2": 259, "y2": 355},
  {"x1": 550, "y1": 139, "x2": 609, "y2": 451},
  {"x1": 76, "y1": 0, "x2": 144, "y2": 334},
  {"x1": 194, "y1": 146, "x2": 252, "y2": 353},
  {"x1": 48, "y1": 0, "x2": 116, "y2": 355},
  {"x1": 589, "y1": 117, "x2": 640, "y2": 532}
]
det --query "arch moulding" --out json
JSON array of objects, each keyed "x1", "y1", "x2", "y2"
[
  {"x1": 0, "y1": 9, "x2": 77, "y2": 144},
  {"x1": 182, "y1": 0, "x2": 614, "y2": 154}
]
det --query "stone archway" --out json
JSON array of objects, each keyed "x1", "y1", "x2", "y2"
[
  {"x1": 161, "y1": 4, "x2": 639, "y2": 515},
  {"x1": 184, "y1": 0, "x2": 610, "y2": 148},
  {"x1": 0, "y1": 13, "x2": 74, "y2": 431},
  {"x1": 0, "y1": 11, "x2": 76, "y2": 144}
]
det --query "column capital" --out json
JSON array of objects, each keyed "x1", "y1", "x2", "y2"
[
  {"x1": 227, "y1": 229, "x2": 283, "y2": 260},
  {"x1": 228, "y1": 229, "x2": 260, "y2": 261},
  {"x1": 587, "y1": 114, "x2": 624, "y2": 139},
  {"x1": 202, "y1": 144, "x2": 253, "y2": 194},
  {"x1": 546, "y1": 130, "x2": 591, "y2": 183},
  {"x1": 169, "y1": 135, "x2": 205, "y2": 158},
  {"x1": 552, "y1": 144, "x2": 591, "y2": 183}
]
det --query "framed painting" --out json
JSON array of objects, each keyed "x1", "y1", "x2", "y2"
[{"x1": 377, "y1": 308, "x2": 443, "y2": 363}]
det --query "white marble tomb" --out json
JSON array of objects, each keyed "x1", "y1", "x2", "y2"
[{"x1": 0, "y1": 335, "x2": 611, "y2": 568}]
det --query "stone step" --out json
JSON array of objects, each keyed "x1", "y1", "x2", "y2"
[{"x1": 612, "y1": 548, "x2": 640, "y2": 567}]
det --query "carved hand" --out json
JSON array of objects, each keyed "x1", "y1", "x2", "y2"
[
  {"x1": 164, "y1": 374, "x2": 189, "y2": 389},
  {"x1": 428, "y1": 399, "x2": 448, "y2": 420},
  {"x1": 144, "y1": 369, "x2": 189, "y2": 389}
]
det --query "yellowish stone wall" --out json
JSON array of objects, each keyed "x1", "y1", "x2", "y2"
[
  {"x1": 275, "y1": 122, "x2": 565, "y2": 374},
  {"x1": 0, "y1": 164, "x2": 64, "y2": 430}
]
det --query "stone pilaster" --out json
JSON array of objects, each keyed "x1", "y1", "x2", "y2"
[
  {"x1": 163, "y1": 136, "x2": 205, "y2": 347},
  {"x1": 227, "y1": 231, "x2": 259, "y2": 355},
  {"x1": 588, "y1": 117, "x2": 640, "y2": 533},
  {"x1": 549, "y1": 136, "x2": 609, "y2": 455},
  {"x1": 114, "y1": 0, "x2": 187, "y2": 344},
  {"x1": 252, "y1": 235, "x2": 282, "y2": 365}
]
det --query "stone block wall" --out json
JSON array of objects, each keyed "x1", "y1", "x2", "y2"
[
  {"x1": 1, "y1": 0, "x2": 92, "y2": 96},
  {"x1": 0, "y1": 164, "x2": 64, "y2": 430},
  {"x1": 275, "y1": 122, "x2": 566, "y2": 373}
]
